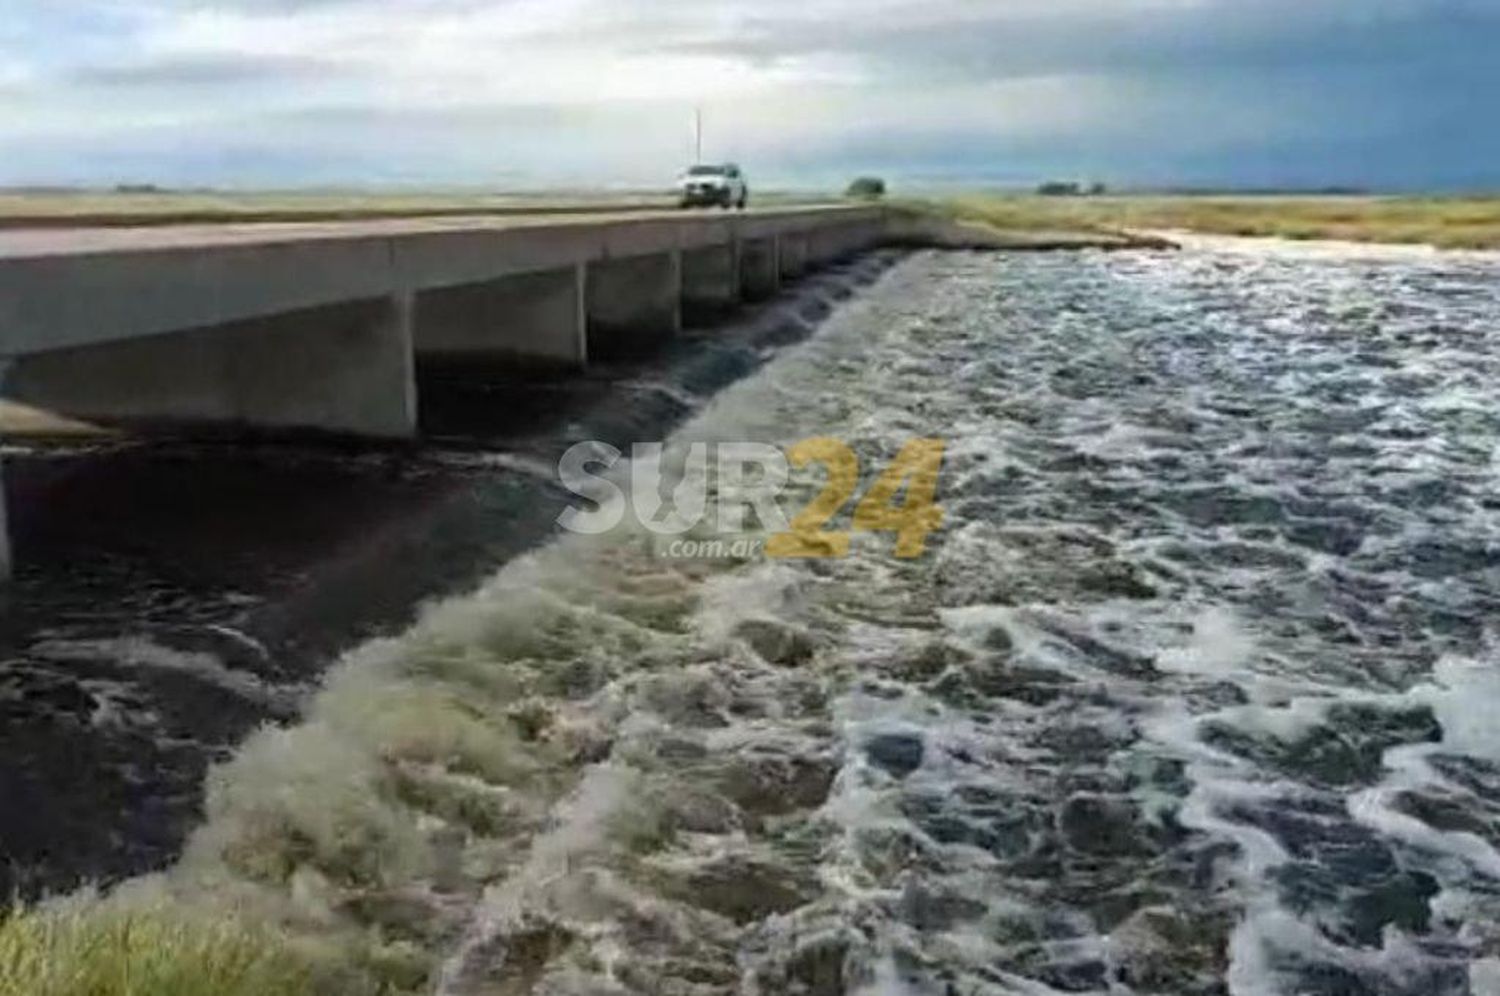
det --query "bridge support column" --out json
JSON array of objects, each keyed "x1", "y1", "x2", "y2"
[
  {"x1": 681, "y1": 242, "x2": 742, "y2": 325},
  {"x1": 586, "y1": 251, "x2": 682, "y2": 361},
  {"x1": 2, "y1": 293, "x2": 418, "y2": 439},
  {"x1": 834, "y1": 224, "x2": 865, "y2": 260},
  {"x1": 0, "y1": 407, "x2": 8, "y2": 582},
  {"x1": 806, "y1": 227, "x2": 842, "y2": 267},
  {"x1": 0, "y1": 360, "x2": 10, "y2": 581},
  {"x1": 739, "y1": 237, "x2": 781, "y2": 302},
  {"x1": 415, "y1": 265, "x2": 586, "y2": 371},
  {"x1": 779, "y1": 234, "x2": 809, "y2": 281}
]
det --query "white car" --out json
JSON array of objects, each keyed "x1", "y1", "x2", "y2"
[{"x1": 678, "y1": 163, "x2": 749, "y2": 209}]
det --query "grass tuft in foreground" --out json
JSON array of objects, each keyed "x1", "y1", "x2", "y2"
[{"x1": 0, "y1": 901, "x2": 366, "y2": 996}]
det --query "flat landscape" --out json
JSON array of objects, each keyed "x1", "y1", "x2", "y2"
[
  {"x1": 0, "y1": 189, "x2": 823, "y2": 229},
  {"x1": 5, "y1": 189, "x2": 1499, "y2": 252},
  {"x1": 924, "y1": 193, "x2": 1500, "y2": 249},
  {"x1": 0, "y1": 190, "x2": 679, "y2": 228}
]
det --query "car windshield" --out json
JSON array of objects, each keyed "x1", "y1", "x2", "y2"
[{"x1": 686, "y1": 165, "x2": 728, "y2": 177}]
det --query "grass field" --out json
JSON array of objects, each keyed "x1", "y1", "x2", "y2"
[{"x1": 921, "y1": 194, "x2": 1500, "y2": 250}]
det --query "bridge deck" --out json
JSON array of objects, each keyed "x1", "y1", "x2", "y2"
[
  {"x1": 0, "y1": 205, "x2": 854, "y2": 260},
  {"x1": 0, "y1": 205, "x2": 883, "y2": 356}
]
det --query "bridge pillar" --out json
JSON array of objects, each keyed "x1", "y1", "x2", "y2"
[
  {"x1": 0, "y1": 465, "x2": 7, "y2": 582},
  {"x1": 836, "y1": 223, "x2": 867, "y2": 259},
  {"x1": 415, "y1": 265, "x2": 586, "y2": 371},
  {"x1": 739, "y1": 237, "x2": 781, "y2": 302},
  {"x1": 2, "y1": 293, "x2": 418, "y2": 439},
  {"x1": 681, "y1": 242, "x2": 742, "y2": 325},
  {"x1": 807, "y1": 227, "x2": 842, "y2": 267},
  {"x1": 779, "y1": 234, "x2": 809, "y2": 280},
  {"x1": 839, "y1": 224, "x2": 868, "y2": 260},
  {"x1": 586, "y1": 251, "x2": 682, "y2": 361}
]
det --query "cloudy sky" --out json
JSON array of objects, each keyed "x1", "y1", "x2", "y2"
[{"x1": 0, "y1": 0, "x2": 1495, "y2": 191}]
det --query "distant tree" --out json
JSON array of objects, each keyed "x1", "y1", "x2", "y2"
[
  {"x1": 1036, "y1": 181, "x2": 1082, "y2": 196},
  {"x1": 845, "y1": 176, "x2": 887, "y2": 200},
  {"x1": 1088, "y1": 182, "x2": 1108, "y2": 196}
]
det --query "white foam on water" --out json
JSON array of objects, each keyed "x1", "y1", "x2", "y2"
[
  {"x1": 1473, "y1": 957, "x2": 1500, "y2": 996},
  {"x1": 434, "y1": 762, "x2": 638, "y2": 995},
  {"x1": 1414, "y1": 651, "x2": 1500, "y2": 763},
  {"x1": 1347, "y1": 648, "x2": 1500, "y2": 897},
  {"x1": 1150, "y1": 230, "x2": 1500, "y2": 264},
  {"x1": 1156, "y1": 605, "x2": 1258, "y2": 677},
  {"x1": 29, "y1": 634, "x2": 303, "y2": 709}
]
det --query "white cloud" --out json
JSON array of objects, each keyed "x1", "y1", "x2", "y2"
[
  {"x1": 0, "y1": 60, "x2": 36, "y2": 90},
  {"x1": 0, "y1": 0, "x2": 1492, "y2": 188}
]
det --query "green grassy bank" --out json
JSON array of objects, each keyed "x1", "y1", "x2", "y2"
[
  {"x1": 920, "y1": 194, "x2": 1500, "y2": 250},
  {"x1": 0, "y1": 900, "x2": 372, "y2": 996}
]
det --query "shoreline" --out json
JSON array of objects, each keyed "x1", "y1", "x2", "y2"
[
  {"x1": 1129, "y1": 226, "x2": 1500, "y2": 259},
  {"x1": 919, "y1": 193, "x2": 1500, "y2": 253}
]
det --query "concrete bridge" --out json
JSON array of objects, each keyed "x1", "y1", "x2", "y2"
[{"x1": 0, "y1": 205, "x2": 889, "y2": 578}]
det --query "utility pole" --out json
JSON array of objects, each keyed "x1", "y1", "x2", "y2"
[{"x1": 694, "y1": 107, "x2": 703, "y2": 164}]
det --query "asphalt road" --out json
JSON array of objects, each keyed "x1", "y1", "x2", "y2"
[{"x1": 0, "y1": 204, "x2": 851, "y2": 260}]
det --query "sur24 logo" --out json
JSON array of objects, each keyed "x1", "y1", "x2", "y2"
[{"x1": 557, "y1": 438, "x2": 945, "y2": 559}]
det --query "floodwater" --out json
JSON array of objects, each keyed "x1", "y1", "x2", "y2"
[
  {"x1": 7, "y1": 242, "x2": 1500, "y2": 994},
  {"x1": 0, "y1": 254, "x2": 890, "y2": 899}
]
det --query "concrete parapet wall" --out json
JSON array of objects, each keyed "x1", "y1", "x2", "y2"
[
  {"x1": 0, "y1": 239, "x2": 400, "y2": 358},
  {"x1": 4, "y1": 294, "x2": 417, "y2": 439}
]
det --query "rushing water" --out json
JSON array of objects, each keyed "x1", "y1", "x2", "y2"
[
  {"x1": 0, "y1": 257, "x2": 883, "y2": 900},
  {"x1": 15, "y1": 242, "x2": 1500, "y2": 994}
]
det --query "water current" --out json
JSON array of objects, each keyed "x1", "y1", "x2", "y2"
[{"x1": 8, "y1": 241, "x2": 1500, "y2": 994}]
